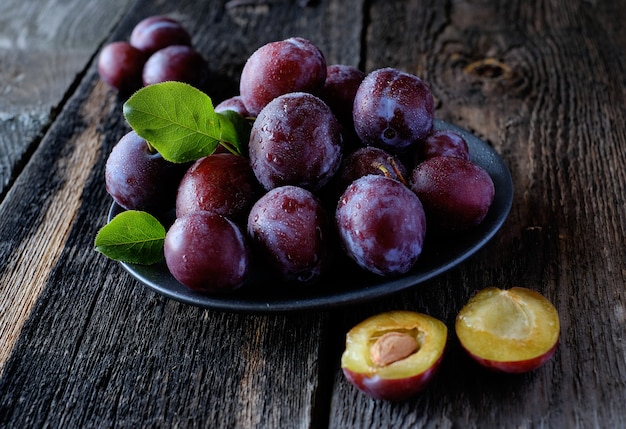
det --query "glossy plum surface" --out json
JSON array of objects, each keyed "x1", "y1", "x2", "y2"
[
  {"x1": 319, "y1": 64, "x2": 366, "y2": 126},
  {"x1": 334, "y1": 146, "x2": 407, "y2": 193},
  {"x1": 239, "y1": 37, "x2": 327, "y2": 116},
  {"x1": 247, "y1": 185, "x2": 331, "y2": 283},
  {"x1": 130, "y1": 15, "x2": 192, "y2": 54},
  {"x1": 109, "y1": 120, "x2": 513, "y2": 312},
  {"x1": 248, "y1": 92, "x2": 342, "y2": 192},
  {"x1": 176, "y1": 153, "x2": 260, "y2": 222},
  {"x1": 142, "y1": 45, "x2": 208, "y2": 88},
  {"x1": 214, "y1": 95, "x2": 251, "y2": 117},
  {"x1": 353, "y1": 67, "x2": 434, "y2": 153},
  {"x1": 105, "y1": 131, "x2": 187, "y2": 213},
  {"x1": 415, "y1": 129, "x2": 470, "y2": 163},
  {"x1": 164, "y1": 211, "x2": 249, "y2": 293},
  {"x1": 98, "y1": 41, "x2": 147, "y2": 93},
  {"x1": 410, "y1": 156, "x2": 495, "y2": 233},
  {"x1": 336, "y1": 175, "x2": 426, "y2": 276}
]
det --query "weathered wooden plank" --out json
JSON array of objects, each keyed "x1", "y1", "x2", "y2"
[
  {"x1": 0, "y1": 0, "x2": 135, "y2": 197},
  {"x1": 0, "y1": 0, "x2": 363, "y2": 427},
  {"x1": 329, "y1": 0, "x2": 626, "y2": 427}
]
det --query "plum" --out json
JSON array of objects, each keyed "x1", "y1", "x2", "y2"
[
  {"x1": 336, "y1": 175, "x2": 426, "y2": 276},
  {"x1": 239, "y1": 37, "x2": 327, "y2": 116},
  {"x1": 353, "y1": 67, "x2": 434, "y2": 153},
  {"x1": 455, "y1": 287, "x2": 560, "y2": 373},
  {"x1": 409, "y1": 156, "x2": 494, "y2": 233},
  {"x1": 342, "y1": 310, "x2": 447, "y2": 401}
]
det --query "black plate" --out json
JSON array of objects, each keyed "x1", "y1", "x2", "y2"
[{"x1": 109, "y1": 120, "x2": 513, "y2": 313}]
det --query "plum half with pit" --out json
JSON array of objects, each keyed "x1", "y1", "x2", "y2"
[
  {"x1": 455, "y1": 287, "x2": 560, "y2": 373},
  {"x1": 342, "y1": 310, "x2": 448, "y2": 401}
]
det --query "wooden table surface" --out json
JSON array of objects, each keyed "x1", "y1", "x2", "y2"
[{"x1": 1, "y1": 0, "x2": 625, "y2": 427}]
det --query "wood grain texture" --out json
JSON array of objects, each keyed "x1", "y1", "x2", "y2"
[{"x1": 0, "y1": 0, "x2": 135, "y2": 197}]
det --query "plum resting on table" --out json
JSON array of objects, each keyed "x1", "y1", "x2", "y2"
[
  {"x1": 342, "y1": 310, "x2": 448, "y2": 401},
  {"x1": 142, "y1": 45, "x2": 209, "y2": 88},
  {"x1": 97, "y1": 41, "x2": 147, "y2": 93},
  {"x1": 455, "y1": 287, "x2": 560, "y2": 373},
  {"x1": 129, "y1": 15, "x2": 192, "y2": 55},
  {"x1": 98, "y1": 15, "x2": 195, "y2": 94}
]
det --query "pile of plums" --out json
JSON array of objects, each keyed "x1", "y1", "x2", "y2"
[
  {"x1": 98, "y1": 16, "x2": 208, "y2": 94},
  {"x1": 103, "y1": 30, "x2": 496, "y2": 294}
]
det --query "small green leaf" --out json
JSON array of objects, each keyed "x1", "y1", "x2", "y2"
[
  {"x1": 123, "y1": 82, "x2": 241, "y2": 163},
  {"x1": 95, "y1": 210, "x2": 166, "y2": 265},
  {"x1": 216, "y1": 110, "x2": 251, "y2": 155}
]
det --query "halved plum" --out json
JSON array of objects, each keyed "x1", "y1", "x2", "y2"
[
  {"x1": 455, "y1": 287, "x2": 560, "y2": 373},
  {"x1": 341, "y1": 310, "x2": 447, "y2": 401}
]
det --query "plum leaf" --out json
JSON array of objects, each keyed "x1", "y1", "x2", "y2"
[
  {"x1": 94, "y1": 210, "x2": 166, "y2": 265},
  {"x1": 123, "y1": 82, "x2": 242, "y2": 162}
]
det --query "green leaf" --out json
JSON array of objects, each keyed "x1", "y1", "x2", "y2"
[
  {"x1": 94, "y1": 210, "x2": 166, "y2": 265},
  {"x1": 216, "y1": 110, "x2": 251, "y2": 155},
  {"x1": 123, "y1": 82, "x2": 241, "y2": 163}
]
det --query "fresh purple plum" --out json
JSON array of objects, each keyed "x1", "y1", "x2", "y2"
[
  {"x1": 239, "y1": 37, "x2": 327, "y2": 116},
  {"x1": 105, "y1": 130, "x2": 188, "y2": 213},
  {"x1": 247, "y1": 186, "x2": 331, "y2": 283},
  {"x1": 176, "y1": 153, "x2": 260, "y2": 222},
  {"x1": 335, "y1": 146, "x2": 407, "y2": 193},
  {"x1": 353, "y1": 67, "x2": 434, "y2": 153},
  {"x1": 142, "y1": 45, "x2": 208, "y2": 88},
  {"x1": 98, "y1": 41, "x2": 147, "y2": 93},
  {"x1": 214, "y1": 95, "x2": 251, "y2": 117},
  {"x1": 248, "y1": 92, "x2": 342, "y2": 192},
  {"x1": 415, "y1": 129, "x2": 470, "y2": 163},
  {"x1": 409, "y1": 156, "x2": 495, "y2": 232},
  {"x1": 319, "y1": 64, "x2": 366, "y2": 126},
  {"x1": 130, "y1": 15, "x2": 192, "y2": 55},
  {"x1": 164, "y1": 211, "x2": 249, "y2": 293},
  {"x1": 336, "y1": 175, "x2": 427, "y2": 276}
]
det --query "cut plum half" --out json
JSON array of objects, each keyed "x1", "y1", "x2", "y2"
[
  {"x1": 341, "y1": 310, "x2": 447, "y2": 401},
  {"x1": 455, "y1": 287, "x2": 560, "y2": 373}
]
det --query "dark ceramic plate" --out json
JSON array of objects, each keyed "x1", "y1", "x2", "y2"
[{"x1": 109, "y1": 120, "x2": 513, "y2": 313}]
